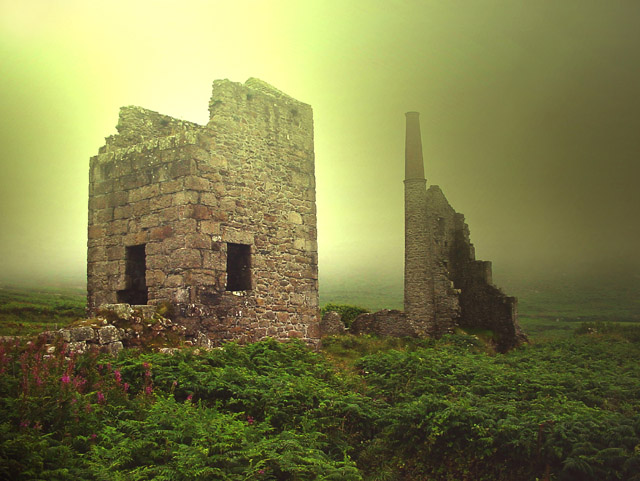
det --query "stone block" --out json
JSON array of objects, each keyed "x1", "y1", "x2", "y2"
[
  {"x1": 160, "y1": 179, "x2": 183, "y2": 194},
  {"x1": 200, "y1": 220, "x2": 220, "y2": 235},
  {"x1": 67, "y1": 341, "x2": 88, "y2": 354},
  {"x1": 129, "y1": 184, "x2": 159, "y2": 203},
  {"x1": 67, "y1": 326, "x2": 97, "y2": 342},
  {"x1": 319, "y1": 311, "x2": 345, "y2": 337},
  {"x1": 184, "y1": 176, "x2": 211, "y2": 191},
  {"x1": 170, "y1": 249, "x2": 202, "y2": 269},
  {"x1": 185, "y1": 233, "x2": 211, "y2": 249},
  {"x1": 98, "y1": 325, "x2": 121, "y2": 344},
  {"x1": 88, "y1": 225, "x2": 106, "y2": 239},
  {"x1": 99, "y1": 303, "x2": 134, "y2": 321},
  {"x1": 350, "y1": 310, "x2": 417, "y2": 338},
  {"x1": 103, "y1": 341, "x2": 123, "y2": 355}
]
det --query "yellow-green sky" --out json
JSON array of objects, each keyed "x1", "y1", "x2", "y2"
[{"x1": 1, "y1": 0, "x2": 639, "y2": 298}]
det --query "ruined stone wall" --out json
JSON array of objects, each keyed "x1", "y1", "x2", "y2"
[
  {"x1": 450, "y1": 214, "x2": 525, "y2": 351},
  {"x1": 401, "y1": 111, "x2": 524, "y2": 350},
  {"x1": 88, "y1": 78, "x2": 319, "y2": 345},
  {"x1": 424, "y1": 186, "x2": 460, "y2": 336}
]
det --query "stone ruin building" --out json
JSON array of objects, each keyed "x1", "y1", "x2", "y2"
[
  {"x1": 87, "y1": 77, "x2": 523, "y2": 351},
  {"x1": 87, "y1": 78, "x2": 320, "y2": 345},
  {"x1": 348, "y1": 112, "x2": 526, "y2": 351},
  {"x1": 401, "y1": 111, "x2": 526, "y2": 351}
]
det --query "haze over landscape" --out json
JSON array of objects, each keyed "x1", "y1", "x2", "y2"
[{"x1": 1, "y1": 0, "x2": 638, "y2": 308}]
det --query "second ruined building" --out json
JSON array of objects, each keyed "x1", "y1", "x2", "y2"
[{"x1": 401, "y1": 111, "x2": 526, "y2": 351}]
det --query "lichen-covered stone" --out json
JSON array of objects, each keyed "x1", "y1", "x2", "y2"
[
  {"x1": 100, "y1": 303, "x2": 134, "y2": 321},
  {"x1": 98, "y1": 325, "x2": 120, "y2": 344},
  {"x1": 67, "y1": 327, "x2": 96, "y2": 342},
  {"x1": 67, "y1": 341, "x2": 87, "y2": 354}
]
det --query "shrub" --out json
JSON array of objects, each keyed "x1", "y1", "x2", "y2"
[{"x1": 321, "y1": 304, "x2": 369, "y2": 328}]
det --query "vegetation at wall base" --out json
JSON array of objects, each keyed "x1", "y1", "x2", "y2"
[
  {"x1": 320, "y1": 304, "x2": 370, "y2": 328},
  {"x1": 1, "y1": 325, "x2": 640, "y2": 480}
]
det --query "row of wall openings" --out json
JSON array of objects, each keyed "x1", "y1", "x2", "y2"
[
  {"x1": 117, "y1": 244, "x2": 148, "y2": 305},
  {"x1": 115, "y1": 242, "x2": 252, "y2": 303}
]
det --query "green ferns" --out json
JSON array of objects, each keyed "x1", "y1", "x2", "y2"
[{"x1": 1, "y1": 334, "x2": 640, "y2": 480}]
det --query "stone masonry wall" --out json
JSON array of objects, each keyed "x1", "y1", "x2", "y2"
[
  {"x1": 88, "y1": 78, "x2": 319, "y2": 345},
  {"x1": 402, "y1": 111, "x2": 525, "y2": 350},
  {"x1": 423, "y1": 185, "x2": 461, "y2": 336},
  {"x1": 424, "y1": 186, "x2": 525, "y2": 351}
]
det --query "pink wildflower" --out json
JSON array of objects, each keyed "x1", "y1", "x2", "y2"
[
  {"x1": 123, "y1": 382, "x2": 130, "y2": 392},
  {"x1": 19, "y1": 420, "x2": 29, "y2": 428},
  {"x1": 258, "y1": 469, "x2": 265, "y2": 474},
  {"x1": 247, "y1": 416, "x2": 255, "y2": 425},
  {"x1": 186, "y1": 394, "x2": 193, "y2": 401},
  {"x1": 61, "y1": 374, "x2": 71, "y2": 384},
  {"x1": 90, "y1": 433, "x2": 97, "y2": 440},
  {"x1": 114, "y1": 370, "x2": 122, "y2": 383},
  {"x1": 97, "y1": 391, "x2": 105, "y2": 403},
  {"x1": 145, "y1": 385, "x2": 153, "y2": 395}
]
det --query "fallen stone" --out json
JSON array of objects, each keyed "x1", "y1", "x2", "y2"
[{"x1": 320, "y1": 311, "x2": 345, "y2": 337}]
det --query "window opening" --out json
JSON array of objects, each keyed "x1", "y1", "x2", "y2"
[
  {"x1": 117, "y1": 244, "x2": 148, "y2": 304},
  {"x1": 226, "y1": 243, "x2": 251, "y2": 291}
]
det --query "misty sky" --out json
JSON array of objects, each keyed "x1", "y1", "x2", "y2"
[{"x1": 1, "y1": 0, "x2": 639, "y2": 295}]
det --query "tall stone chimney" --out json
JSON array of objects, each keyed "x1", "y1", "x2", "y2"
[{"x1": 404, "y1": 112, "x2": 433, "y2": 334}]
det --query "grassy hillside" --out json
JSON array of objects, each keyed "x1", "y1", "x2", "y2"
[{"x1": 0, "y1": 285, "x2": 86, "y2": 337}]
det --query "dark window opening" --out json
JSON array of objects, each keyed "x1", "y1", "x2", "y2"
[
  {"x1": 117, "y1": 244, "x2": 148, "y2": 305},
  {"x1": 226, "y1": 243, "x2": 251, "y2": 291}
]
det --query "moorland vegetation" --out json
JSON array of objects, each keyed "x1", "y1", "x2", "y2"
[{"x1": 0, "y1": 287, "x2": 639, "y2": 480}]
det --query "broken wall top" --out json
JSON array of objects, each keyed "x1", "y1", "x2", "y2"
[{"x1": 97, "y1": 78, "x2": 313, "y2": 157}]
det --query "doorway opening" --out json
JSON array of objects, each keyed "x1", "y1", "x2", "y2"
[{"x1": 117, "y1": 244, "x2": 148, "y2": 304}]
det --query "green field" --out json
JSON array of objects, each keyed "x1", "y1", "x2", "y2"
[{"x1": 0, "y1": 285, "x2": 86, "y2": 337}]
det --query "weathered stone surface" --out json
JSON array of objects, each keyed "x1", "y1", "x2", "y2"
[
  {"x1": 100, "y1": 303, "x2": 134, "y2": 321},
  {"x1": 103, "y1": 341, "x2": 123, "y2": 355},
  {"x1": 67, "y1": 326, "x2": 96, "y2": 342},
  {"x1": 98, "y1": 325, "x2": 120, "y2": 344},
  {"x1": 403, "y1": 112, "x2": 526, "y2": 351},
  {"x1": 67, "y1": 341, "x2": 88, "y2": 354},
  {"x1": 88, "y1": 78, "x2": 319, "y2": 346},
  {"x1": 350, "y1": 310, "x2": 418, "y2": 338},
  {"x1": 319, "y1": 311, "x2": 345, "y2": 337}
]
